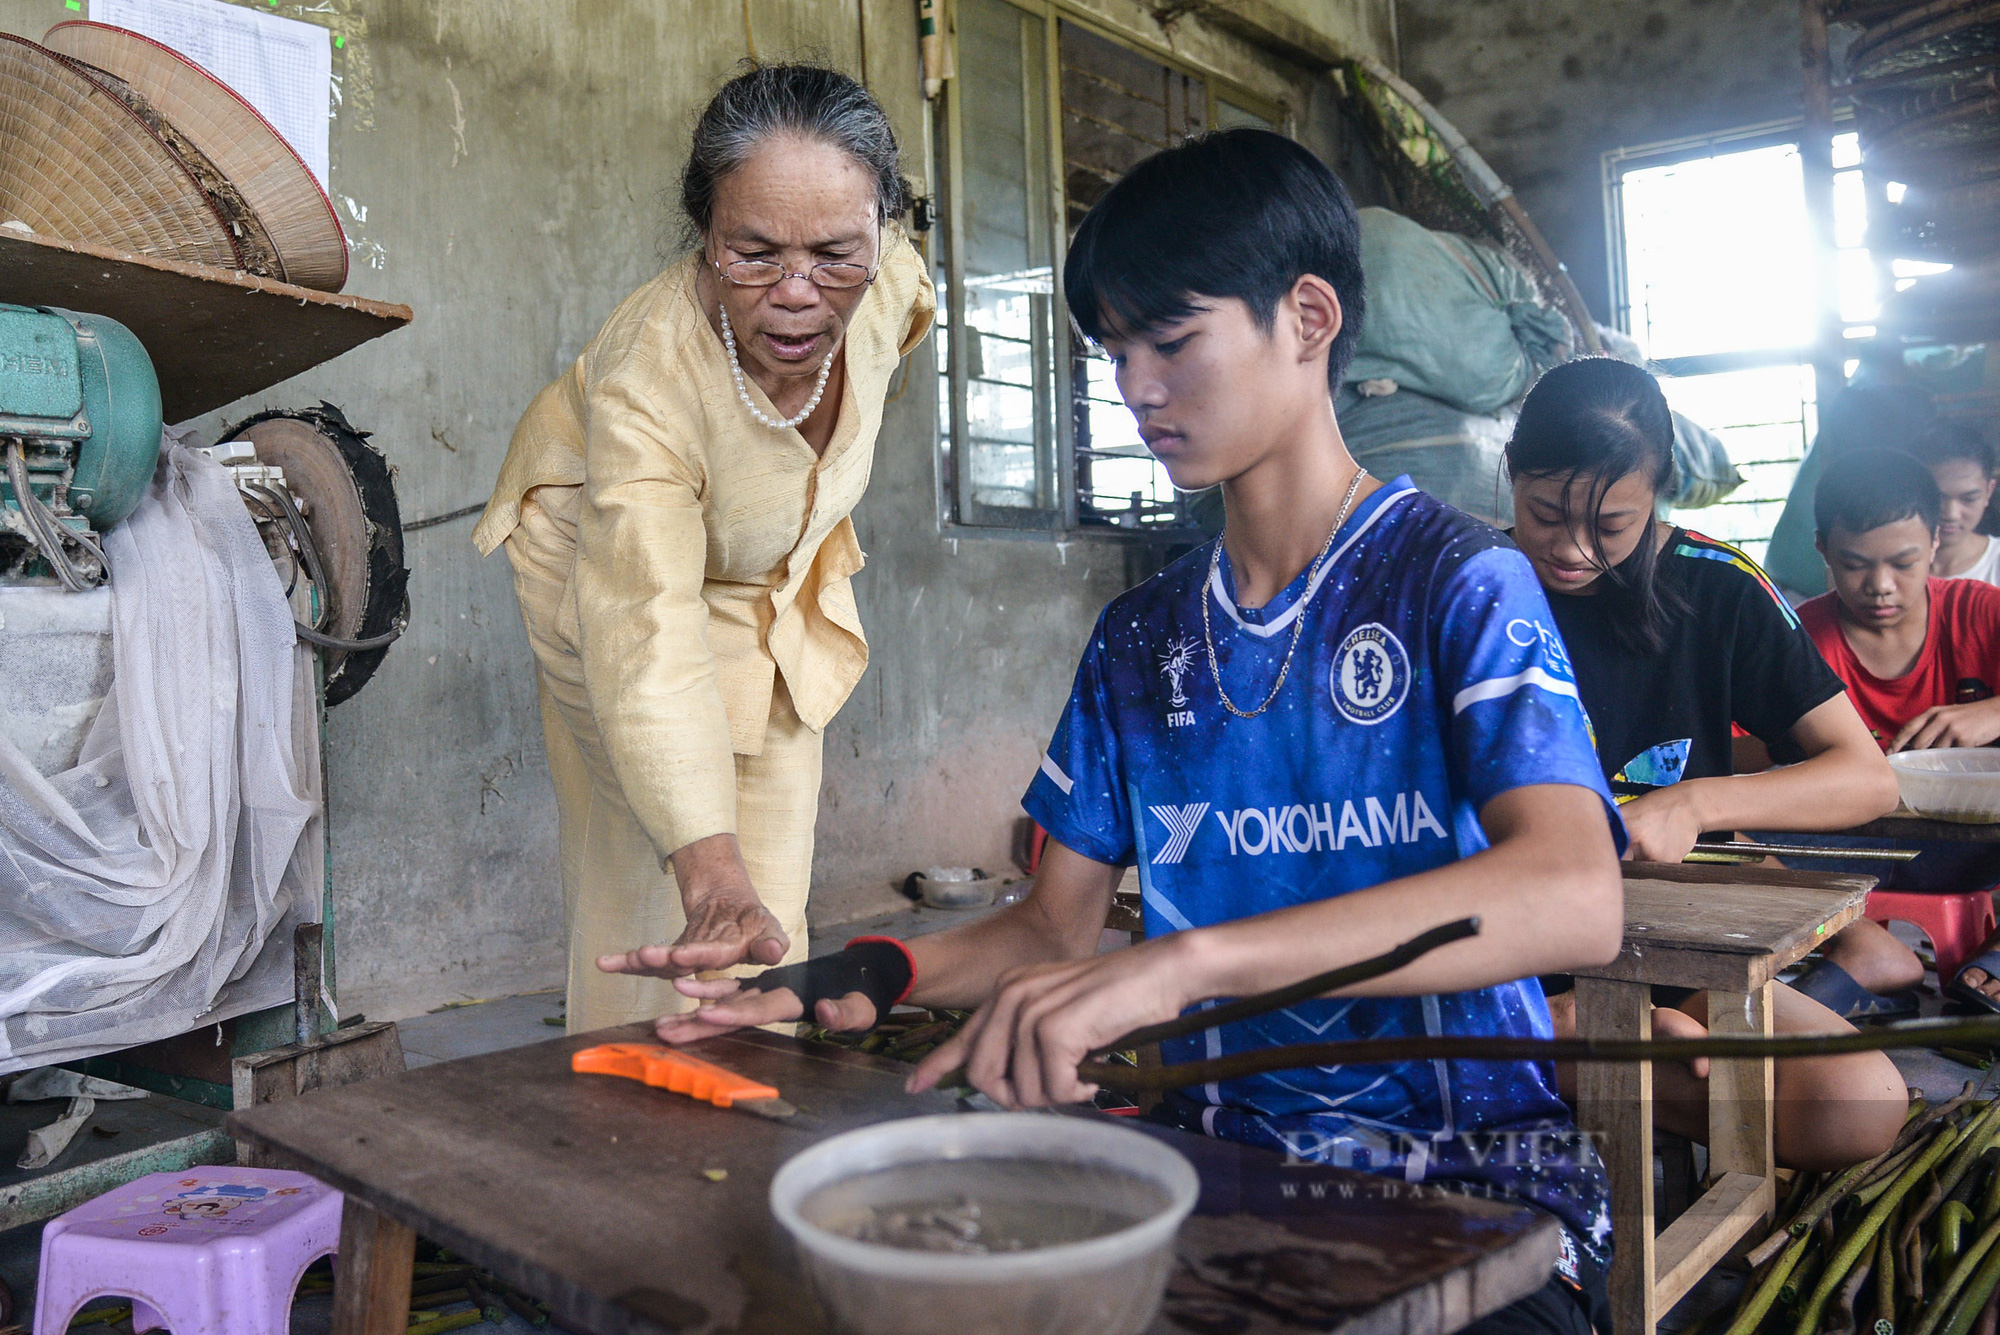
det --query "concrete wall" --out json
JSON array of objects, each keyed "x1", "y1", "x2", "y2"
[
  {"x1": 1, "y1": 0, "x2": 1388, "y2": 1020},
  {"x1": 1397, "y1": 0, "x2": 1801, "y2": 324}
]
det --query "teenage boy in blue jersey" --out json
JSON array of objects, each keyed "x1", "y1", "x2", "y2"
[{"x1": 606, "y1": 129, "x2": 1627, "y2": 1334}]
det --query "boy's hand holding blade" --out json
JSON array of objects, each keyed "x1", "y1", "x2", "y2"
[
  {"x1": 907, "y1": 917, "x2": 1484, "y2": 1104},
  {"x1": 1615, "y1": 785, "x2": 1708, "y2": 864},
  {"x1": 905, "y1": 937, "x2": 1220, "y2": 1107}
]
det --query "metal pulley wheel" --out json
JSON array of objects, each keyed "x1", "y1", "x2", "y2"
[{"x1": 222, "y1": 403, "x2": 408, "y2": 706}]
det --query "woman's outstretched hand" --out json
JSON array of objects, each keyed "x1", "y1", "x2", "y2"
[
  {"x1": 595, "y1": 890, "x2": 792, "y2": 981},
  {"x1": 595, "y1": 833, "x2": 790, "y2": 979}
]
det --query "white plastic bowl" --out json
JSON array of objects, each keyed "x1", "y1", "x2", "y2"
[
  {"x1": 1888, "y1": 747, "x2": 2000, "y2": 822},
  {"x1": 770, "y1": 1113, "x2": 1199, "y2": 1335}
]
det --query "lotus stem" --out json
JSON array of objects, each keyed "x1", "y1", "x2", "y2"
[
  {"x1": 1082, "y1": 1019, "x2": 2000, "y2": 1091},
  {"x1": 1793, "y1": 1122, "x2": 1967, "y2": 1335},
  {"x1": 1906, "y1": 1104, "x2": 2000, "y2": 1250},
  {"x1": 1879, "y1": 1218, "x2": 1899, "y2": 1333},
  {"x1": 1943, "y1": 1241, "x2": 2000, "y2": 1335},
  {"x1": 1917, "y1": 1215, "x2": 2000, "y2": 1335}
]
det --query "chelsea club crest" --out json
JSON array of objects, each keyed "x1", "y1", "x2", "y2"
[{"x1": 1331, "y1": 622, "x2": 1409, "y2": 725}]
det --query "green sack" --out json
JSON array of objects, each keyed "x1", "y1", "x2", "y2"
[
  {"x1": 1667, "y1": 411, "x2": 1744, "y2": 510},
  {"x1": 1347, "y1": 207, "x2": 1572, "y2": 415}
]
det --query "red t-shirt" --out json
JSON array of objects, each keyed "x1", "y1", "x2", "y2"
[{"x1": 1799, "y1": 577, "x2": 2000, "y2": 748}]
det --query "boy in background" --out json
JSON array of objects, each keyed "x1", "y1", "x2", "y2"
[
  {"x1": 1910, "y1": 420, "x2": 2000, "y2": 586},
  {"x1": 1803, "y1": 448, "x2": 2000, "y2": 1011}
]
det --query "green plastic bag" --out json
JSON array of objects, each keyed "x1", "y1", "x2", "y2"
[
  {"x1": 1347, "y1": 208, "x2": 1572, "y2": 415},
  {"x1": 1666, "y1": 411, "x2": 1744, "y2": 510},
  {"x1": 1598, "y1": 325, "x2": 1743, "y2": 510}
]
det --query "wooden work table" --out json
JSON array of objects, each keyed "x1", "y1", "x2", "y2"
[
  {"x1": 1593, "y1": 862, "x2": 1873, "y2": 991},
  {"x1": 1842, "y1": 810, "x2": 2000, "y2": 842},
  {"x1": 231, "y1": 1026, "x2": 1564, "y2": 1335},
  {"x1": 1575, "y1": 862, "x2": 1874, "y2": 1335}
]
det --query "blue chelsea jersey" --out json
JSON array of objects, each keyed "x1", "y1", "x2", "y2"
[{"x1": 1022, "y1": 478, "x2": 1624, "y2": 1259}]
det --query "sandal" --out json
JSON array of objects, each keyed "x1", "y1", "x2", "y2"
[
  {"x1": 1790, "y1": 960, "x2": 1923, "y2": 1021},
  {"x1": 1946, "y1": 946, "x2": 2000, "y2": 1016}
]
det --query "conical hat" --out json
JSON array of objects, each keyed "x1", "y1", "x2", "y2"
[
  {"x1": 44, "y1": 21, "x2": 346, "y2": 291},
  {"x1": 63, "y1": 57, "x2": 282, "y2": 278},
  {"x1": 0, "y1": 33, "x2": 242, "y2": 270}
]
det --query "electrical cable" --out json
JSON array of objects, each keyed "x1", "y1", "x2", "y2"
[
  {"x1": 292, "y1": 620, "x2": 405, "y2": 652},
  {"x1": 244, "y1": 480, "x2": 405, "y2": 654},
  {"x1": 245, "y1": 483, "x2": 329, "y2": 626},
  {"x1": 239, "y1": 490, "x2": 302, "y2": 596},
  {"x1": 6, "y1": 441, "x2": 103, "y2": 591},
  {"x1": 7, "y1": 447, "x2": 82, "y2": 589},
  {"x1": 402, "y1": 501, "x2": 486, "y2": 532}
]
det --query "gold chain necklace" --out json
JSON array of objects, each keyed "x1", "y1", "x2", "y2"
[{"x1": 1202, "y1": 467, "x2": 1368, "y2": 720}]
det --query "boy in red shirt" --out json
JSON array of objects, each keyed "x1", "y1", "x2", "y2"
[
  {"x1": 1802, "y1": 448, "x2": 2000, "y2": 1010},
  {"x1": 1803, "y1": 449, "x2": 2000, "y2": 751}
]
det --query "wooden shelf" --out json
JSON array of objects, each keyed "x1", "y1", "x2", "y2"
[{"x1": 0, "y1": 229, "x2": 411, "y2": 422}]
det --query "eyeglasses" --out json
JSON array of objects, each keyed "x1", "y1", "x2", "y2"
[{"x1": 712, "y1": 258, "x2": 876, "y2": 289}]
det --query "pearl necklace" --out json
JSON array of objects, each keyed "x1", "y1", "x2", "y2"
[
  {"x1": 1202, "y1": 466, "x2": 1368, "y2": 719},
  {"x1": 719, "y1": 304, "x2": 833, "y2": 431}
]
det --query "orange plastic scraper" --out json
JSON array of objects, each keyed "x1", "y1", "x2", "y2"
[{"x1": 571, "y1": 1043, "x2": 800, "y2": 1121}]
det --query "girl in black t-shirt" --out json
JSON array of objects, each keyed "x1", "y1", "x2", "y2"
[{"x1": 1508, "y1": 357, "x2": 1908, "y2": 1170}]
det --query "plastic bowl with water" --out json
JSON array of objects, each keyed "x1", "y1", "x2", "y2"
[
  {"x1": 769, "y1": 1113, "x2": 1200, "y2": 1335},
  {"x1": 1889, "y1": 747, "x2": 2000, "y2": 822}
]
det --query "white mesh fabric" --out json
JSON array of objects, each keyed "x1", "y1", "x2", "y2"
[{"x1": 0, "y1": 441, "x2": 320, "y2": 1071}]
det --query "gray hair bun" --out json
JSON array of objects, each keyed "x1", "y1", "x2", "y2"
[{"x1": 682, "y1": 62, "x2": 912, "y2": 239}]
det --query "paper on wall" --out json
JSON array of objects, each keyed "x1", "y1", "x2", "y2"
[{"x1": 89, "y1": 0, "x2": 332, "y2": 188}]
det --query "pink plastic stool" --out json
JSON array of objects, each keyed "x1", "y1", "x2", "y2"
[
  {"x1": 34, "y1": 1166, "x2": 340, "y2": 1335},
  {"x1": 1865, "y1": 888, "x2": 1999, "y2": 987}
]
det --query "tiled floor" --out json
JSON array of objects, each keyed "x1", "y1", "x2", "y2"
[
  {"x1": 397, "y1": 989, "x2": 566, "y2": 1068},
  {"x1": 1877, "y1": 919, "x2": 1999, "y2": 1103}
]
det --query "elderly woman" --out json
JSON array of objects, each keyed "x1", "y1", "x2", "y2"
[{"x1": 473, "y1": 64, "x2": 934, "y2": 1031}]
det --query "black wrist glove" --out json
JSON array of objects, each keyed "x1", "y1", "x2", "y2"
[{"x1": 745, "y1": 936, "x2": 914, "y2": 1026}]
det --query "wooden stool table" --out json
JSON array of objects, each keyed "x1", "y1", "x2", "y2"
[
  {"x1": 1575, "y1": 863, "x2": 1874, "y2": 1335},
  {"x1": 230, "y1": 1025, "x2": 1567, "y2": 1335}
]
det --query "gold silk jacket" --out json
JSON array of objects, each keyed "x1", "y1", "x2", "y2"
[{"x1": 474, "y1": 231, "x2": 935, "y2": 857}]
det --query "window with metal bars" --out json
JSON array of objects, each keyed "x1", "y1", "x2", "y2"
[
  {"x1": 1604, "y1": 125, "x2": 1921, "y2": 567},
  {"x1": 933, "y1": 0, "x2": 1279, "y2": 536}
]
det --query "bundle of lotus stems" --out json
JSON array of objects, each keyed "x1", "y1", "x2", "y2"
[{"x1": 1719, "y1": 1082, "x2": 2000, "y2": 1335}]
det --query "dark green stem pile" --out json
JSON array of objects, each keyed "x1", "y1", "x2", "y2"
[{"x1": 1717, "y1": 1085, "x2": 2000, "y2": 1335}]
